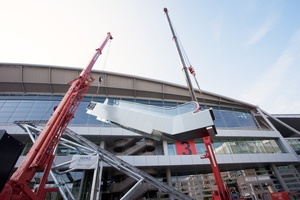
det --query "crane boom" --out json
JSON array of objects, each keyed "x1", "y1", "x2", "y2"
[
  {"x1": 0, "y1": 33, "x2": 113, "y2": 200},
  {"x1": 163, "y1": 8, "x2": 197, "y2": 102},
  {"x1": 163, "y1": 8, "x2": 231, "y2": 200}
]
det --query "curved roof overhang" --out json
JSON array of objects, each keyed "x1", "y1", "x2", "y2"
[{"x1": 0, "y1": 63, "x2": 256, "y2": 110}]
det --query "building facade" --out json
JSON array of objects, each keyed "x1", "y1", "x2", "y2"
[{"x1": 0, "y1": 63, "x2": 300, "y2": 200}]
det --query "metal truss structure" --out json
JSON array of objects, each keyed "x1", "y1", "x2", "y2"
[{"x1": 15, "y1": 121, "x2": 193, "y2": 200}]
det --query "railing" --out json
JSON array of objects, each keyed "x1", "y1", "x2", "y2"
[{"x1": 102, "y1": 98, "x2": 200, "y2": 117}]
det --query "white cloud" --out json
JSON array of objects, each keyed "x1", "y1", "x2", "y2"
[
  {"x1": 246, "y1": 17, "x2": 275, "y2": 46},
  {"x1": 210, "y1": 14, "x2": 223, "y2": 53},
  {"x1": 241, "y1": 29, "x2": 300, "y2": 113}
]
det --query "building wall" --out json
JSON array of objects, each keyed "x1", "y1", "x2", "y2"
[
  {"x1": 1, "y1": 94, "x2": 300, "y2": 199},
  {"x1": 1, "y1": 64, "x2": 300, "y2": 199}
]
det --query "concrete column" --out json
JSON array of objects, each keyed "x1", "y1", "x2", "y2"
[
  {"x1": 78, "y1": 170, "x2": 85, "y2": 199},
  {"x1": 271, "y1": 164, "x2": 289, "y2": 191},
  {"x1": 166, "y1": 168, "x2": 172, "y2": 186},
  {"x1": 166, "y1": 168, "x2": 174, "y2": 200},
  {"x1": 90, "y1": 156, "x2": 99, "y2": 200},
  {"x1": 256, "y1": 108, "x2": 277, "y2": 130},
  {"x1": 97, "y1": 141, "x2": 106, "y2": 200},
  {"x1": 163, "y1": 140, "x2": 169, "y2": 155}
]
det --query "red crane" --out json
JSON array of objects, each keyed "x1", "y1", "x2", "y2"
[
  {"x1": 163, "y1": 8, "x2": 231, "y2": 200},
  {"x1": 0, "y1": 33, "x2": 113, "y2": 200}
]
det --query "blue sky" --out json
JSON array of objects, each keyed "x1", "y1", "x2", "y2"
[{"x1": 0, "y1": 0, "x2": 299, "y2": 114}]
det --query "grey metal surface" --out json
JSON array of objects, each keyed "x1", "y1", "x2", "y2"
[{"x1": 87, "y1": 98, "x2": 216, "y2": 142}]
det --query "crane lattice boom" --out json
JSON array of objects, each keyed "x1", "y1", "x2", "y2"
[{"x1": 0, "y1": 33, "x2": 112, "y2": 200}]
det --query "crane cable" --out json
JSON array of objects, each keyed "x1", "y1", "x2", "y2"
[
  {"x1": 174, "y1": 28, "x2": 207, "y2": 107},
  {"x1": 96, "y1": 40, "x2": 112, "y2": 97}
]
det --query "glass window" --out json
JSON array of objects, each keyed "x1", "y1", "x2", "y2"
[
  {"x1": 36, "y1": 95, "x2": 55, "y2": 100},
  {"x1": 26, "y1": 112, "x2": 46, "y2": 118},
  {"x1": 222, "y1": 110, "x2": 240, "y2": 127},
  {"x1": 0, "y1": 118, "x2": 8, "y2": 123},
  {"x1": 0, "y1": 107, "x2": 16, "y2": 112},
  {"x1": 247, "y1": 140, "x2": 257, "y2": 153},
  {"x1": 254, "y1": 140, "x2": 267, "y2": 153},
  {"x1": 10, "y1": 112, "x2": 28, "y2": 119},
  {"x1": 263, "y1": 140, "x2": 275, "y2": 153},
  {"x1": 271, "y1": 140, "x2": 284, "y2": 153},
  {"x1": 15, "y1": 107, "x2": 31, "y2": 112},
  {"x1": 229, "y1": 142, "x2": 239, "y2": 153},
  {"x1": 135, "y1": 99, "x2": 149, "y2": 105},
  {"x1": 149, "y1": 100, "x2": 163, "y2": 107},
  {"x1": 42, "y1": 114, "x2": 52, "y2": 121},
  {"x1": 163, "y1": 101, "x2": 178, "y2": 108},
  {"x1": 215, "y1": 140, "x2": 233, "y2": 154},
  {"x1": 33, "y1": 101, "x2": 55, "y2": 108},
  {"x1": 212, "y1": 109, "x2": 227, "y2": 127},
  {"x1": 235, "y1": 111, "x2": 257, "y2": 128},
  {"x1": 212, "y1": 107, "x2": 258, "y2": 129},
  {"x1": 120, "y1": 98, "x2": 134, "y2": 102},
  {"x1": 4, "y1": 101, "x2": 20, "y2": 107},
  {"x1": 195, "y1": 140, "x2": 206, "y2": 155},
  {"x1": 167, "y1": 142, "x2": 176, "y2": 155},
  {"x1": 18, "y1": 101, "x2": 34, "y2": 107},
  {"x1": 213, "y1": 141, "x2": 225, "y2": 154},
  {"x1": 236, "y1": 140, "x2": 250, "y2": 153}
]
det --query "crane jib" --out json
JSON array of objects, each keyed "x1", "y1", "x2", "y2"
[{"x1": 80, "y1": 32, "x2": 113, "y2": 77}]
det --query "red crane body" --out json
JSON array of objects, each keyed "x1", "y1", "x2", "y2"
[{"x1": 0, "y1": 33, "x2": 113, "y2": 200}]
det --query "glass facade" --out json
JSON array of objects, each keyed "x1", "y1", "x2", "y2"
[
  {"x1": 167, "y1": 139, "x2": 284, "y2": 155},
  {"x1": 0, "y1": 95, "x2": 260, "y2": 130},
  {"x1": 0, "y1": 95, "x2": 105, "y2": 125},
  {"x1": 212, "y1": 108, "x2": 258, "y2": 129},
  {"x1": 286, "y1": 139, "x2": 300, "y2": 155},
  {"x1": 1, "y1": 93, "x2": 299, "y2": 199}
]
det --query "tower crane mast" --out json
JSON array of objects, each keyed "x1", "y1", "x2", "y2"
[{"x1": 0, "y1": 33, "x2": 113, "y2": 200}]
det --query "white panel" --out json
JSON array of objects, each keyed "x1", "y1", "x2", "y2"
[
  {"x1": 248, "y1": 154, "x2": 262, "y2": 163},
  {"x1": 158, "y1": 156, "x2": 171, "y2": 166},
  {"x1": 180, "y1": 155, "x2": 194, "y2": 165},
  {"x1": 133, "y1": 156, "x2": 147, "y2": 166},
  {"x1": 192, "y1": 155, "x2": 209, "y2": 164},
  {"x1": 218, "y1": 154, "x2": 235, "y2": 164},
  {"x1": 146, "y1": 156, "x2": 159, "y2": 166},
  {"x1": 239, "y1": 154, "x2": 252, "y2": 163},
  {"x1": 88, "y1": 127, "x2": 100, "y2": 134},
  {"x1": 169, "y1": 155, "x2": 182, "y2": 165},
  {"x1": 119, "y1": 156, "x2": 134, "y2": 165}
]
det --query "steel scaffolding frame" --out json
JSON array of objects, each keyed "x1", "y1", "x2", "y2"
[{"x1": 15, "y1": 121, "x2": 193, "y2": 200}]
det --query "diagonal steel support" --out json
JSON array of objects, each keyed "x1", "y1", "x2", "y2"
[
  {"x1": 121, "y1": 178, "x2": 145, "y2": 200},
  {"x1": 19, "y1": 122, "x2": 76, "y2": 200},
  {"x1": 15, "y1": 120, "x2": 194, "y2": 200},
  {"x1": 64, "y1": 129, "x2": 194, "y2": 200}
]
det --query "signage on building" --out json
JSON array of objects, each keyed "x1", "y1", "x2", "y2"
[
  {"x1": 70, "y1": 155, "x2": 98, "y2": 169},
  {"x1": 175, "y1": 140, "x2": 197, "y2": 155}
]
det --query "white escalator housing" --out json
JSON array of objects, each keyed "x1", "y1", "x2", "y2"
[{"x1": 87, "y1": 98, "x2": 217, "y2": 141}]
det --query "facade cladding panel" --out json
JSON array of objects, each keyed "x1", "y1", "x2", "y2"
[{"x1": 0, "y1": 63, "x2": 300, "y2": 200}]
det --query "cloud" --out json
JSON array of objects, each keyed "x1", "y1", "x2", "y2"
[
  {"x1": 246, "y1": 17, "x2": 275, "y2": 46},
  {"x1": 210, "y1": 14, "x2": 223, "y2": 53},
  {"x1": 241, "y1": 29, "x2": 300, "y2": 112}
]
